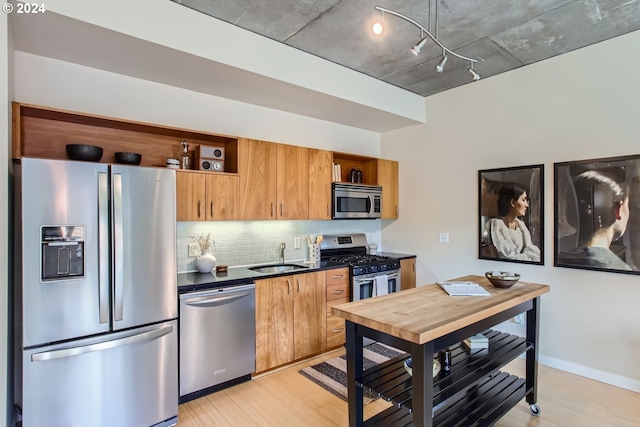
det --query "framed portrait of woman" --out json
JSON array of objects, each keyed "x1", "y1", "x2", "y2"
[
  {"x1": 478, "y1": 164, "x2": 544, "y2": 265},
  {"x1": 554, "y1": 154, "x2": 640, "y2": 275}
]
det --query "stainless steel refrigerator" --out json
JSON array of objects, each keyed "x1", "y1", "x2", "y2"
[{"x1": 14, "y1": 157, "x2": 178, "y2": 427}]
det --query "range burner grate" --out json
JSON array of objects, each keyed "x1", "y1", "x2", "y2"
[{"x1": 328, "y1": 254, "x2": 393, "y2": 264}]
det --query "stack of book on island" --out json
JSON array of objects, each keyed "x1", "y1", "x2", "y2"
[{"x1": 463, "y1": 333, "x2": 489, "y2": 349}]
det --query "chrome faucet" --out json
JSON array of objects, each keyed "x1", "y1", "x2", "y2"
[{"x1": 279, "y1": 242, "x2": 286, "y2": 263}]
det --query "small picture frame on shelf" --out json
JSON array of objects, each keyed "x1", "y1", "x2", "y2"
[
  {"x1": 478, "y1": 164, "x2": 544, "y2": 265},
  {"x1": 554, "y1": 154, "x2": 640, "y2": 274}
]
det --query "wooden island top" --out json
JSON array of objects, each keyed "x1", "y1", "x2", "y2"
[{"x1": 332, "y1": 274, "x2": 550, "y2": 345}]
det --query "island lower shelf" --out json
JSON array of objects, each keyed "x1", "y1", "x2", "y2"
[{"x1": 357, "y1": 330, "x2": 532, "y2": 427}]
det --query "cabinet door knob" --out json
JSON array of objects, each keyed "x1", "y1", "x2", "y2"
[
  {"x1": 332, "y1": 290, "x2": 344, "y2": 295},
  {"x1": 271, "y1": 203, "x2": 274, "y2": 218},
  {"x1": 198, "y1": 201, "x2": 202, "y2": 219},
  {"x1": 210, "y1": 201, "x2": 214, "y2": 218},
  {"x1": 286, "y1": 279, "x2": 291, "y2": 295},
  {"x1": 297, "y1": 278, "x2": 301, "y2": 293}
]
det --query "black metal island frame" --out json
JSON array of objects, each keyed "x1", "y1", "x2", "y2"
[{"x1": 332, "y1": 275, "x2": 550, "y2": 427}]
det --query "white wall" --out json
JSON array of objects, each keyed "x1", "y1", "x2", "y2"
[
  {"x1": 381, "y1": 30, "x2": 640, "y2": 391},
  {"x1": 13, "y1": 52, "x2": 381, "y2": 157}
]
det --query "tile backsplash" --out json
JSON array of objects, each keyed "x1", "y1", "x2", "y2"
[{"x1": 177, "y1": 220, "x2": 381, "y2": 273}]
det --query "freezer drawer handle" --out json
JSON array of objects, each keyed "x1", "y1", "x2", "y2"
[
  {"x1": 30, "y1": 325, "x2": 174, "y2": 362},
  {"x1": 185, "y1": 293, "x2": 251, "y2": 307}
]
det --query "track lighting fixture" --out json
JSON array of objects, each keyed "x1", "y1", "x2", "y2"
[
  {"x1": 371, "y1": 9, "x2": 384, "y2": 35},
  {"x1": 372, "y1": 21, "x2": 383, "y2": 35},
  {"x1": 411, "y1": 31, "x2": 428, "y2": 56},
  {"x1": 435, "y1": 54, "x2": 447, "y2": 72},
  {"x1": 373, "y1": 4, "x2": 482, "y2": 82},
  {"x1": 468, "y1": 65, "x2": 481, "y2": 81},
  {"x1": 411, "y1": 37, "x2": 428, "y2": 56}
]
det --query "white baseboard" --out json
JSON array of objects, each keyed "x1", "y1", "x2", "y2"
[{"x1": 538, "y1": 354, "x2": 640, "y2": 393}]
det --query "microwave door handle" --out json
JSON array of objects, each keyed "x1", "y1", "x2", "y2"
[{"x1": 368, "y1": 194, "x2": 374, "y2": 214}]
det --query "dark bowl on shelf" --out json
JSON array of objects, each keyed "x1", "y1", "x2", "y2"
[
  {"x1": 66, "y1": 144, "x2": 103, "y2": 162},
  {"x1": 114, "y1": 152, "x2": 142, "y2": 165},
  {"x1": 485, "y1": 271, "x2": 520, "y2": 288}
]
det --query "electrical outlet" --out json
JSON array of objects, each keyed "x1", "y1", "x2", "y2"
[
  {"x1": 294, "y1": 237, "x2": 301, "y2": 249},
  {"x1": 439, "y1": 232, "x2": 449, "y2": 243},
  {"x1": 188, "y1": 243, "x2": 199, "y2": 257},
  {"x1": 514, "y1": 313, "x2": 525, "y2": 325}
]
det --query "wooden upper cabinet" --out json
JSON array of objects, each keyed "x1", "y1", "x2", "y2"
[
  {"x1": 205, "y1": 174, "x2": 239, "y2": 220},
  {"x1": 377, "y1": 159, "x2": 399, "y2": 219},
  {"x1": 238, "y1": 138, "x2": 278, "y2": 220},
  {"x1": 176, "y1": 172, "x2": 206, "y2": 221},
  {"x1": 277, "y1": 144, "x2": 309, "y2": 220},
  {"x1": 308, "y1": 148, "x2": 333, "y2": 220},
  {"x1": 176, "y1": 171, "x2": 239, "y2": 221}
]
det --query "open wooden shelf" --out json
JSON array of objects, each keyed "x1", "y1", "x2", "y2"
[
  {"x1": 332, "y1": 151, "x2": 378, "y2": 185},
  {"x1": 12, "y1": 102, "x2": 239, "y2": 172}
]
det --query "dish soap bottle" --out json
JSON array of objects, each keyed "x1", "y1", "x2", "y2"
[{"x1": 180, "y1": 141, "x2": 190, "y2": 170}]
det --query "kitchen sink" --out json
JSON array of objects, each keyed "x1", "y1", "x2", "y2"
[{"x1": 248, "y1": 264, "x2": 309, "y2": 274}]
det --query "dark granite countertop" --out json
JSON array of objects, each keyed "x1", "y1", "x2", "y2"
[
  {"x1": 177, "y1": 252, "x2": 416, "y2": 293},
  {"x1": 378, "y1": 252, "x2": 416, "y2": 260},
  {"x1": 177, "y1": 260, "x2": 350, "y2": 293}
]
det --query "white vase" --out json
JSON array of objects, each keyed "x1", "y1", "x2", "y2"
[{"x1": 196, "y1": 252, "x2": 217, "y2": 273}]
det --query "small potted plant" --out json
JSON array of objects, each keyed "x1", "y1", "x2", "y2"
[{"x1": 191, "y1": 233, "x2": 216, "y2": 273}]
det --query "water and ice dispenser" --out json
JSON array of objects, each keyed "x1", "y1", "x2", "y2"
[{"x1": 41, "y1": 226, "x2": 85, "y2": 281}]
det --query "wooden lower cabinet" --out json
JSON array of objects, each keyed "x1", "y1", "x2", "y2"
[
  {"x1": 255, "y1": 270, "x2": 326, "y2": 372},
  {"x1": 325, "y1": 267, "x2": 349, "y2": 348},
  {"x1": 400, "y1": 257, "x2": 416, "y2": 290}
]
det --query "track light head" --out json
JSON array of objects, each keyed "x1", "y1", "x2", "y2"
[
  {"x1": 468, "y1": 67, "x2": 481, "y2": 81},
  {"x1": 411, "y1": 37, "x2": 428, "y2": 56},
  {"x1": 435, "y1": 55, "x2": 448, "y2": 72},
  {"x1": 372, "y1": 21, "x2": 383, "y2": 35}
]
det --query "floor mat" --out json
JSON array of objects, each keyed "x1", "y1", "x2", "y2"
[{"x1": 298, "y1": 343, "x2": 405, "y2": 404}]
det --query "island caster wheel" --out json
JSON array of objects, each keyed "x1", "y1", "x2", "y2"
[{"x1": 530, "y1": 404, "x2": 541, "y2": 416}]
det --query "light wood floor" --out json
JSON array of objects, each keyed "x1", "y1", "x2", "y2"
[{"x1": 178, "y1": 349, "x2": 640, "y2": 426}]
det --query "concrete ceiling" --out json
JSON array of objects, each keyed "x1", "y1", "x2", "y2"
[{"x1": 172, "y1": 0, "x2": 640, "y2": 97}]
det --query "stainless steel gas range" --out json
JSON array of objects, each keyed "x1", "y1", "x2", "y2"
[{"x1": 320, "y1": 233, "x2": 401, "y2": 301}]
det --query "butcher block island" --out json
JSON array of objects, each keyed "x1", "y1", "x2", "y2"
[{"x1": 332, "y1": 274, "x2": 550, "y2": 427}]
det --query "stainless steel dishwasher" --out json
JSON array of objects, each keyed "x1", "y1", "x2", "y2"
[{"x1": 179, "y1": 283, "x2": 256, "y2": 401}]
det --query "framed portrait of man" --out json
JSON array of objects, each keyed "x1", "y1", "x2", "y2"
[
  {"x1": 555, "y1": 154, "x2": 640, "y2": 275},
  {"x1": 478, "y1": 164, "x2": 544, "y2": 265}
]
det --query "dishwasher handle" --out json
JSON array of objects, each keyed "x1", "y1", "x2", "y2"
[{"x1": 185, "y1": 292, "x2": 252, "y2": 307}]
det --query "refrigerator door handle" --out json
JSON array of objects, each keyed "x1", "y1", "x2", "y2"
[
  {"x1": 31, "y1": 324, "x2": 174, "y2": 362},
  {"x1": 98, "y1": 172, "x2": 110, "y2": 324},
  {"x1": 113, "y1": 173, "x2": 124, "y2": 321}
]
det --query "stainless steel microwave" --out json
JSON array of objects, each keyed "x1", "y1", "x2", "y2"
[{"x1": 332, "y1": 183, "x2": 382, "y2": 219}]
